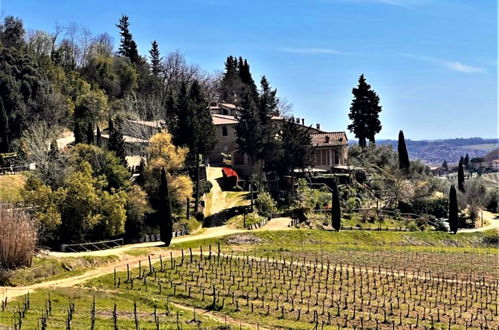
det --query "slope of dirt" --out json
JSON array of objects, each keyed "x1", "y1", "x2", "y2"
[{"x1": 204, "y1": 166, "x2": 249, "y2": 217}]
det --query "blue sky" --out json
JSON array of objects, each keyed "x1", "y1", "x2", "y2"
[{"x1": 1, "y1": 0, "x2": 497, "y2": 140}]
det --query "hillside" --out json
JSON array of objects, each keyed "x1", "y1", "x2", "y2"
[{"x1": 351, "y1": 138, "x2": 499, "y2": 165}]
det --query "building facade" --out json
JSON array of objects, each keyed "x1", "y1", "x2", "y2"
[{"x1": 208, "y1": 103, "x2": 348, "y2": 176}]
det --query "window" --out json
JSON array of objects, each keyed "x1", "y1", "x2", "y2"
[
  {"x1": 222, "y1": 126, "x2": 228, "y2": 136},
  {"x1": 334, "y1": 150, "x2": 340, "y2": 165}
]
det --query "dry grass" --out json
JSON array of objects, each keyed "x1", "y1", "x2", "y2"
[
  {"x1": 0, "y1": 174, "x2": 26, "y2": 203},
  {"x1": 0, "y1": 205, "x2": 37, "y2": 269}
]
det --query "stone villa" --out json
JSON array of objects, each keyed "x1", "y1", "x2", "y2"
[{"x1": 209, "y1": 103, "x2": 348, "y2": 176}]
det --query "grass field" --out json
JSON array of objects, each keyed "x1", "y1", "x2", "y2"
[{"x1": 0, "y1": 174, "x2": 26, "y2": 203}]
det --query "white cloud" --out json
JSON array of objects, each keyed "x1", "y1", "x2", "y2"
[
  {"x1": 281, "y1": 47, "x2": 343, "y2": 55},
  {"x1": 401, "y1": 53, "x2": 485, "y2": 73}
]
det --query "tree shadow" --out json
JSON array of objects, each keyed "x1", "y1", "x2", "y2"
[{"x1": 203, "y1": 205, "x2": 249, "y2": 227}]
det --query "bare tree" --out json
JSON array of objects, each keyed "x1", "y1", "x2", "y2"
[{"x1": 277, "y1": 98, "x2": 293, "y2": 116}]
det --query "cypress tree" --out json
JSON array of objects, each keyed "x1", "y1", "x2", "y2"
[
  {"x1": 347, "y1": 74, "x2": 382, "y2": 148},
  {"x1": 332, "y1": 178, "x2": 341, "y2": 231},
  {"x1": 464, "y1": 153, "x2": 470, "y2": 169},
  {"x1": 448, "y1": 185, "x2": 458, "y2": 234},
  {"x1": 159, "y1": 168, "x2": 173, "y2": 246},
  {"x1": 74, "y1": 121, "x2": 84, "y2": 145},
  {"x1": 108, "y1": 118, "x2": 127, "y2": 165},
  {"x1": 0, "y1": 97, "x2": 9, "y2": 153},
  {"x1": 96, "y1": 125, "x2": 102, "y2": 147},
  {"x1": 149, "y1": 40, "x2": 162, "y2": 76},
  {"x1": 397, "y1": 130, "x2": 410, "y2": 172},
  {"x1": 458, "y1": 160, "x2": 465, "y2": 193},
  {"x1": 86, "y1": 122, "x2": 94, "y2": 145}
]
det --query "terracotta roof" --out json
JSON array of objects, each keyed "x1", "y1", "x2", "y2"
[
  {"x1": 310, "y1": 132, "x2": 348, "y2": 146},
  {"x1": 212, "y1": 114, "x2": 239, "y2": 125}
]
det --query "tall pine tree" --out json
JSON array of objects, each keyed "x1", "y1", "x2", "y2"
[
  {"x1": 116, "y1": 15, "x2": 140, "y2": 64},
  {"x1": 159, "y1": 168, "x2": 173, "y2": 246},
  {"x1": 0, "y1": 97, "x2": 9, "y2": 153},
  {"x1": 347, "y1": 74, "x2": 382, "y2": 148},
  {"x1": 458, "y1": 159, "x2": 465, "y2": 193},
  {"x1": 398, "y1": 130, "x2": 410, "y2": 171},
  {"x1": 149, "y1": 40, "x2": 162, "y2": 76},
  {"x1": 331, "y1": 178, "x2": 341, "y2": 231},
  {"x1": 448, "y1": 185, "x2": 458, "y2": 234}
]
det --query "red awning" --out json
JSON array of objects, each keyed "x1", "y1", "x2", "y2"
[{"x1": 222, "y1": 167, "x2": 238, "y2": 178}]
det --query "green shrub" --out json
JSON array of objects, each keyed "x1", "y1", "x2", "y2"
[{"x1": 255, "y1": 191, "x2": 277, "y2": 218}]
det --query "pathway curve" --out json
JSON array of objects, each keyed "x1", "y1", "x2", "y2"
[{"x1": 459, "y1": 210, "x2": 499, "y2": 233}]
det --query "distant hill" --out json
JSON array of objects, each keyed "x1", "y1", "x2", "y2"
[{"x1": 350, "y1": 138, "x2": 499, "y2": 165}]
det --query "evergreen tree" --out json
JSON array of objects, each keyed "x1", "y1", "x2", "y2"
[
  {"x1": 238, "y1": 57, "x2": 257, "y2": 101},
  {"x1": 267, "y1": 117, "x2": 314, "y2": 185},
  {"x1": 256, "y1": 76, "x2": 278, "y2": 163},
  {"x1": 149, "y1": 40, "x2": 162, "y2": 76},
  {"x1": 173, "y1": 81, "x2": 216, "y2": 211},
  {"x1": 464, "y1": 153, "x2": 470, "y2": 169},
  {"x1": 159, "y1": 168, "x2": 173, "y2": 246},
  {"x1": 235, "y1": 93, "x2": 264, "y2": 210},
  {"x1": 331, "y1": 178, "x2": 341, "y2": 231},
  {"x1": 86, "y1": 122, "x2": 94, "y2": 145},
  {"x1": 74, "y1": 121, "x2": 84, "y2": 145},
  {"x1": 0, "y1": 97, "x2": 9, "y2": 153},
  {"x1": 458, "y1": 159, "x2": 465, "y2": 193},
  {"x1": 96, "y1": 125, "x2": 102, "y2": 147},
  {"x1": 219, "y1": 55, "x2": 241, "y2": 103},
  {"x1": 191, "y1": 81, "x2": 216, "y2": 211},
  {"x1": 397, "y1": 130, "x2": 410, "y2": 171},
  {"x1": 116, "y1": 15, "x2": 140, "y2": 64},
  {"x1": 108, "y1": 118, "x2": 126, "y2": 165},
  {"x1": 347, "y1": 74, "x2": 382, "y2": 148},
  {"x1": 448, "y1": 185, "x2": 458, "y2": 234}
]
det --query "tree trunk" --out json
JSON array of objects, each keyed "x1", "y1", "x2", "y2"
[
  {"x1": 359, "y1": 136, "x2": 366, "y2": 148},
  {"x1": 249, "y1": 157, "x2": 254, "y2": 212},
  {"x1": 194, "y1": 153, "x2": 201, "y2": 213}
]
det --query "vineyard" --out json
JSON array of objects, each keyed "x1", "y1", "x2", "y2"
[
  {"x1": 0, "y1": 230, "x2": 497, "y2": 329},
  {"x1": 83, "y1": 245, "x2": 498, "y2": 329}
]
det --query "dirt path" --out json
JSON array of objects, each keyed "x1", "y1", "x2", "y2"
[
  {"x1": 459, "y1": 210, "x2": 499, "y2": 233},
  {"x1": 204, "y1": 166, "x2": 249, "y2": 217},
  {"x1": 259, "y1": 217, "x2": 292, "y2": 230}
]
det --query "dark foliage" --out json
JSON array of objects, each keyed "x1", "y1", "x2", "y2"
[
  {"x1": 347, "y1": 74, "x2": 382, "y2": 148},
  {"x1": 448, "y1": 185, "x2": 458, "y2": 234},
  {"x1": 457, "y1": 160, "x2": 465, "y2": 193},
  {"x1": 398, "y1": 130, "x2": 410, "y2": 172}
]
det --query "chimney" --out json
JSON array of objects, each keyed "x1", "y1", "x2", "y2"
[
  {"x1": 296, "y1": 118, "x2": 300, "y2": 124},
  {"x1": 301, "y1": 118, "x2": 305, "y2": 125},
  {"x1": 316, "y1": 123, "x2": 320, "y2": 130}
]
